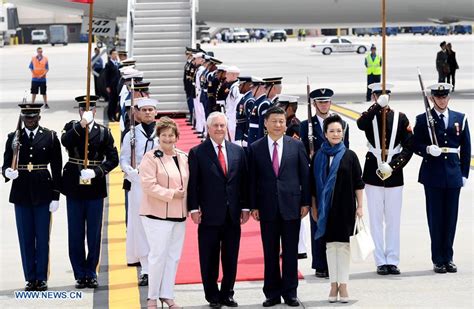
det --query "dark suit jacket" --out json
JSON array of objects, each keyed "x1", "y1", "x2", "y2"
[
  {"x1": 248, "y1": 135, "x2": 310, "y2": 221},
  {"x1": 104, "y1": 59, "x2": 120, "y2": 89},
  {"x1": 187, "y1": 139, "x2": 248, "y2": 226}
]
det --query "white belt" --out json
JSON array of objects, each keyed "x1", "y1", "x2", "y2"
[
  {"x1": 368, "y1": 144, "x2": 401, "y2": 156},
  {"x1": 440, "y1": 147, "x2": 459, "y2": 154},
  {"x1": 217, "y1": 100, "x2": 225, "y2": 106},
  {"x1": 234, "y1": 140, "x2": 248, "y2": 147},
  {"x1": 249, "y1": 123, "x2": 259, "y2": 128}
]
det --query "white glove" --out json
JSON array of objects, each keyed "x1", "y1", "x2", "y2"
[
  {"x1": 426, "y1": 145, "x2": 442, "y2": 157},
  {"x1": 378, "y1": 162, "x2": 393, "y2": 174},
  {"x1": 80, "y1": 168, "x2": 96, "y2": 180},
  {"x1": 376, "y1": 94, "x2": 389, "y2": 108},
  {"x1": 5, "y1": 167, "x2": 19, "y2": 180},
  {"x1": 128, "y1": 168, "x2": 140, "y2": 183},
  {"x1": 49, "y1": 200, "x2": 59, "y2": 213},
  {"x1": 462, "y1": 177, "x2": 467, "y2": 187},
  {"x1": 82, "y1": 111, "x2": 94, "y2": 124}
]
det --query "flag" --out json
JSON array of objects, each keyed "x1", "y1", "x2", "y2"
[{"x1": 70, "y1": 0, "x2": 94, "y2": 4}]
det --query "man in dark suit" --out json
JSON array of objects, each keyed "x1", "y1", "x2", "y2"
[
  {"x1": 413, "y1": 83, "x2": 470, "y2": 273},
  {"x1": 61, "y1": 95, "x2": 118, "y2": 289},
  {"x1": 2, "y1": 103, "x2": 62, "y2": 291},
  {"x1": 188, "y1": 111, "x2": 249, "y2": 308},
  {"x1": 248, "y1": 106, "x2": 310, "y2": 307},
  {"x1": 104, "y1": 48, "x2": 121, "y2": 121}
]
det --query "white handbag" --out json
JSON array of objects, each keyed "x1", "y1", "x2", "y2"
[{"x1": 350, "y1": 217, "x2": 375, "y2": 263}]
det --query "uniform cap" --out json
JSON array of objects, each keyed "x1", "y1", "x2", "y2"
[
  {"x1": 368, "y1": 83, "x2": 393, "y2": 94},
  {"x1": 251, "y1": 76, "x2": 265, "y2": 84},
  {"x1": 263, "y1": 77, "x2": 283, "y2": 85},
  {"x1": 238, "y1": 76, "x2": 252, "y2": 82},
  {"x1": 121, "y1": 68, "x2": 144, "y2": 79},
  {"x1": 209, "y1": 57, "x2": 223, "y2": 65},
  {"x1": 427, "y1": 83, "x2": 452, "y2": 97},
  {"x1": 136, "y1": 98, "x2": 158, "y2": 109},
  {"x1": 75, "y1": 95, "x2": 99, "y2": 108},
  {"x1": 206, "y1": 51, "x2": 215, "y2": 57},
  {"x1": 278, "y1": 94, "x2": 299, "y2": 104},
  {"x1": 19, "y1": 103, "x2": 43, "y2": 116},
  {"x1": 216, "y1": 64, "x2": 228, "y2": 71},
  {"x1": 193, "y1": 52, "x2": 205, "y2": 59},
  {"x1": 185, "y1": 46, "x2": 199, "y2": 53},
  {"x1": 310, "y1": 88, "x2": 334, "y2": 101},
  {"x1": 132, "y1": 81, "x2": 151, "y2": 92},
  {"x1": 117, "y1": 50, "x2": 128, "y2": 56},
  {"x1": 226, "y1": 66, "x2": 240, "y2": 73}
]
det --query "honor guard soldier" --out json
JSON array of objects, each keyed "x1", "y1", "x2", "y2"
[
  {"x1": 118, "y1": 68, "x2": 144, "y2": 133},
  {"x1": 193, "y1": 52, "x2": 207, "y2": 138},
  {"x1": 247, "y1": 77, "x2": 282, "y2": 145},
  {"x1": 120, "y1": 97, "x2": 159, "y2": 286},
  {"x1": 224, "y1": 66, "x2": 242, "y2": 142},
  {"x1": 357, "y1": 83, "x2": 414, "y2": 276},
  {"x1": 247, "y1": 77, "x2": 266, "y2": 145},
  {"x1": 184, "y1": 47, "x2": 197, "y2": 125},
  {"x1": 2, "y1": 102, "x2": 62, "y2": 291},
  {"x1": 277, "y1": 94, "x2": 309, "y2": 260},
  {"x1": 215, "y1": 65, "x2": 230, "y2": 113},
  {"x1": 61, "y1": 95, "x2": 119, "y2": 289},
  {"x1": 413, "y1": 83, "x2": 471, "y2": 274},
  {"x1": 208, "y1": 64, "x2": 227, "y2": 114},
  {"x1": 300, "y1": 88, "x2": 349, "y2": 278},
  {"x1": 204, "y1": 57, "x2": 222, "y2": 117},
  {"x1": 234, "y1": 76, "x2": 255, "y2": 147}
]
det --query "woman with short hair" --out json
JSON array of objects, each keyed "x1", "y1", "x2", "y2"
[{"x1": 140, "y1": 117, "x2": 189, "y2": 309}]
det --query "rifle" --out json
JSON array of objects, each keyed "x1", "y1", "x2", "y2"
[
  {"x1": 129, "y1": 78, "x2": 136, "y2": 168},
  {"x1": 10, "y1": 92, "x2": 26, "y2": 169},
  {"x1": 417, "y1": 68, "x2": 438, "y2": 146},
  {"x1": 306, "y1": 77, "x2": 314, "y2": 157}
]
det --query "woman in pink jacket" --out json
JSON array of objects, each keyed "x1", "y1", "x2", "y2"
[{"x1": 139, "y1": 117, "x2": 189, "y2": 309}]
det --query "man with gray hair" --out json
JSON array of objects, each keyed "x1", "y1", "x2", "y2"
[{"x1": 188, "y1": 112, "x2": 249, "y2": 308}]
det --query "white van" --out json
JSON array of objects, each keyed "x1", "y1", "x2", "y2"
[{"x1": 31, "y1": 29, "x2": 48, "y2": 44}]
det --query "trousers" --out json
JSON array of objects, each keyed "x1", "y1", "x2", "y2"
[{"x1": 326, "y1": 242, "x2": 350, "y2": 284}]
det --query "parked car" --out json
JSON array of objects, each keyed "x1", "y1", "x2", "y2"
[
  {"x1": 267, "y1": 30, "x2": 287, "y2": 42},
  {"x1": 411, "y1": 26, "x2": 432, "y2": 35},
  {"x1": 31, "y1": 29, "x2": 48, "y2": 44},
  {"x1": 432, "y1": 26, "x2": 448, "y2": 36},
  {"x1": 228, "y1": 28, "x2": 249, "y2": 42},
  {"x1": 310, "y1": 37, "x2": 372, "y2": 55},
  {"x1": 453, "y1": 25, "x2": 472, "y2": 34},
  {"x1": 49, "y1": 25, "x2": 68, "y2": 46},
  {"x1": 200, "y1": 30, "x2": 211, "y2": 44}
]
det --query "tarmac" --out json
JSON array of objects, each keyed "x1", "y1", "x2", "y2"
[{"x1": 0, "y1": 34, "x2": 473, "y2": 308}]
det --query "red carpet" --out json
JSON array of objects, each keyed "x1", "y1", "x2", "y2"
[{"x1": 171, "y1": 118, "x2": 302, "y2": 284}]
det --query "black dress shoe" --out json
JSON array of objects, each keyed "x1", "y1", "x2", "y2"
[
  {"x1": 315, "y1": 269, "x2": 329, "y2": 278},
  {"x1": 127, "y1": 262, "x2": 141, "y2": 267},
  {"x1": 86, "y1": 278, "x2": 99, "y2": 289},
  {"x1": 387, "y1": 265, "x2": 401, "y2": 275},
  {"x1": 445, "y1": 262, "x2": 457, "y2": 273},
  {"x1": 377, "y1": 265, "x2": 389, "y2": 275},
  {"x1": 25, "y1": 281, "x2": 36, "y2": 291},
  {"x1": 262, "y1": 297, "x2": 281, "y2": 307},
  {"x1": 75, "y1": 279, "x2": 87, "y2": 289},
  {"x1": 36, "y1": 280, "x2": 48, "y2": 291},
  {"x1": 297, "y1": 253, "x2": 307, "y2": 259},
  {"x1": 284, "y1": 297, "x2": 300, "y2": 306},
  {"x1": 138, "y1": 274, "x2": 148, "y2": 286},
  {"x1": 220, "y1": 297, "x2": 238, "y2": 307},
  {"x1": 209, "y1": 301, "x2": 222, "y2": 308},
  {"x1": 433, "y1": 264, "x2": 447, "y2": 273}
]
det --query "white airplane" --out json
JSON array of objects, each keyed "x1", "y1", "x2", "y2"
[{"x1": 8, "y1": 0, "x2": 474, "y2": 25}]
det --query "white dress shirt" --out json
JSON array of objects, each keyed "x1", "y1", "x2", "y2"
[
  {"x1": 317, "y1": 115, "x2": 325, "y2": 132},
  {"x1": 267, "y1": 135, "x2": 284, "y2": 165},
  {"x1": 24, "y1": 126, "x2": 39, "y2": 139}
]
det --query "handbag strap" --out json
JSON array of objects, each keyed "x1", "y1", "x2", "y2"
[{"x1": 353, "y1": 217, "x2": 368, "y2": 235}]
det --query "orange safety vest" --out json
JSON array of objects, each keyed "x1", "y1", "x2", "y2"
[{"x1": 31, "y1": 56, "x2": 48, "y2": 79}]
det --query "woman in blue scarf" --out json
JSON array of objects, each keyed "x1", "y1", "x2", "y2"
[{"x1": 311, "y1": 114, "x2": 365, "y2": 303}]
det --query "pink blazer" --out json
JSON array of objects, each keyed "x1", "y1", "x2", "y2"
[{"x1": 139, "y1": 147, "x2": 189, "y2": 219}]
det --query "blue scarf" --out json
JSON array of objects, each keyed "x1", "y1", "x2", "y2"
[{"x1": 314, "y1": 141, "x2": 346, "y2": 239}]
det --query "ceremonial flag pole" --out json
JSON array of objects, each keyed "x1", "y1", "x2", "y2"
[
  {"x1": 71, "y1": 0, "x2": 95, "y2": 184},
  {"x1": 381, "y1": 0, "x2": 387, "y2": 162}
]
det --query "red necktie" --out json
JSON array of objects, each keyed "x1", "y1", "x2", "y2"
[{"x1": 217, "y1": 144, "x2": 227, "y2": 176}]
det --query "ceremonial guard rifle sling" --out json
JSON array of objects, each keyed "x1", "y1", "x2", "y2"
[
  {"x1": 10, "y1": 91, "x2": 28, "y2": 170},
  {"x1": 306, "y1": 77, "x2": 314, "y2": 157}
]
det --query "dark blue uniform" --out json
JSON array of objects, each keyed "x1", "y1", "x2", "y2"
[
  {"x1": 183, "y1": 59, "x2": 196, "y2": 121},
  {"x1": 413, "y1": 108, "x2": 470, "y2": 267},
  {"x1": 61, "y1": 119, "x2": 118, "y2": 284},
  {"x1": 300, "y1": 115, "x2": 349, "y2": 273},
  {"x1": 247, "y1": 94, "x2": 271, "y2": 145},
  {"x1": 235, "y1": 90, "x2": 254, "y2": 145},
  {"x1": 2, "y1": 125, "x2": 62, "y2": 288}
]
